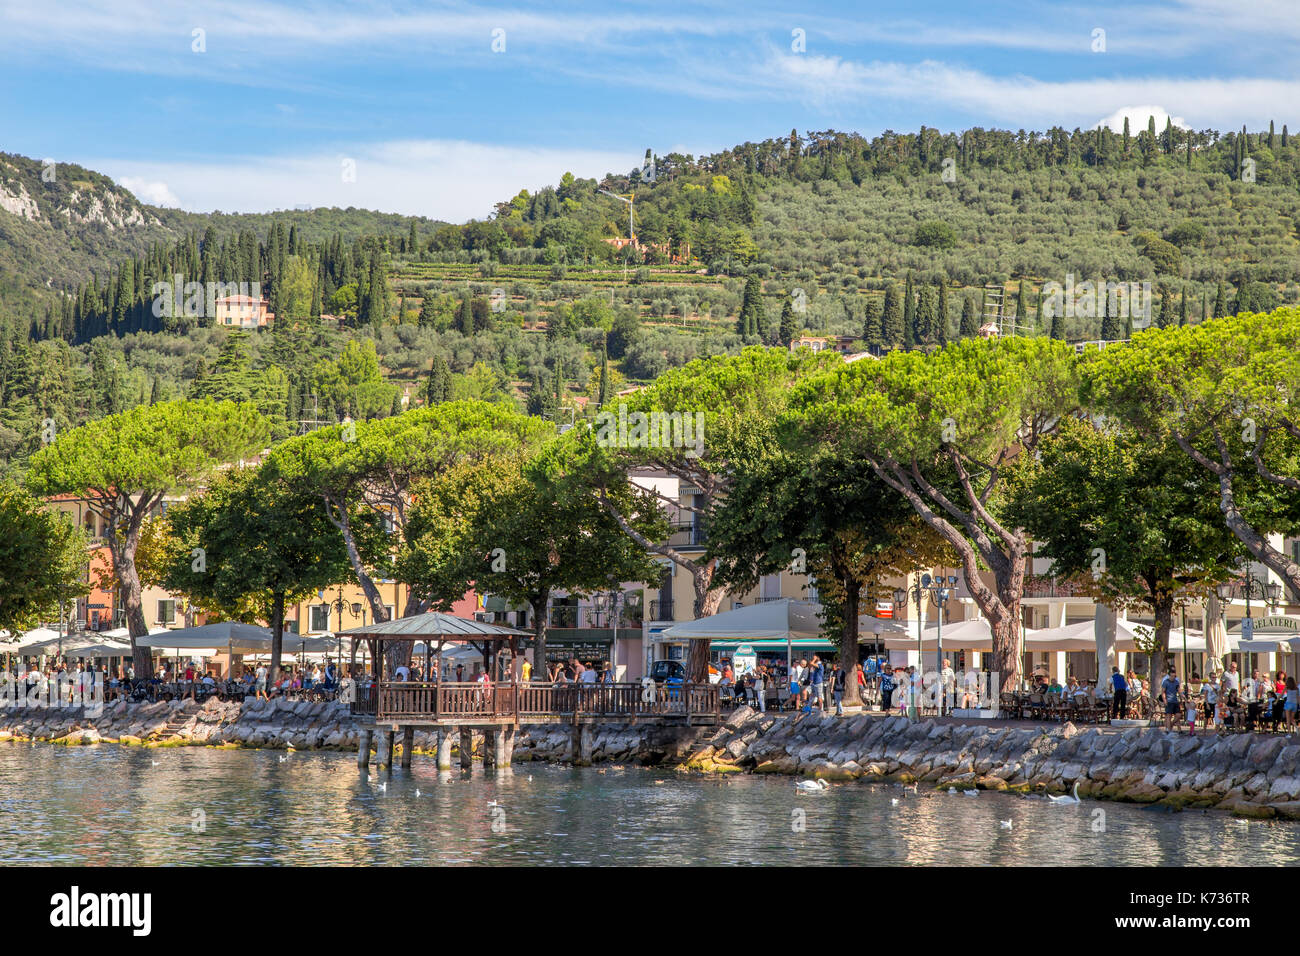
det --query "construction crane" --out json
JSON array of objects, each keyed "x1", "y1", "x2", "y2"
[
  {"x1": 598, "y1": 189, "x2": 636, "y2": 244},
  {"x1": 598, "y1": 188, "x2": 636, "y2": 280}
]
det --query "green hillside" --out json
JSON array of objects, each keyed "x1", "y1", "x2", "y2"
[{"x1": 2, "y1": 121, "x2": 1299, "y2": 477}]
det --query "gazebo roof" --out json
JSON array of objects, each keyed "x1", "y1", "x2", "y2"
[{"x1": 337, "y1": 611, "x2": 530, "y2": 642}]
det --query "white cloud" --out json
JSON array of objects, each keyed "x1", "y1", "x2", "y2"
[
  {"x1": 117, "y1": 177, "x2": 181, "y2": 208},
  {"x1": 763, "y1": 54, "x2": 1300, "y2": 129},
  {"x1": 1093, "y1": 106, "x2": 1188, "y2": 134},
  {"x1": 91, "y1": 139, "x2": 647, "y2": 221}
]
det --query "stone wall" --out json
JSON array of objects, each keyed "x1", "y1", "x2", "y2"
[
  {"x1": 6, "y1": 699, "x2": 1299, "y2": 819},
  {"x1": 678, "y1": 707, "x2": 1300, "y2": 820}
]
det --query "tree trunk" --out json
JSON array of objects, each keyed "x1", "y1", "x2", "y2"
[
  {"x1": 686, "y1": 569, "x2": 726, "y2": 682},
  {"x1": 111, "y1": 534, "x2": 152, "y2": 681},
  {"x1": 386, "y1": 590, "x2": 428, "y2": 673},
  {"x1": 332, "y1": 502, "x2": 389, "y2": 624},
  {"x1": 268, "y1": 590, "x2": 285, "y2": 686},
  {"x1": 986, "y1": 547, "x2": 1027, "y2": 695},
  {"x1": 531, "y1": 595, "x2": 549, "y2": 680},
  {"x1": 1151, "y1": 591, "x2": 1175, "y2": 689},
  {"x1": 840, "y1": 583, "x2": 861, "y2": 707}
]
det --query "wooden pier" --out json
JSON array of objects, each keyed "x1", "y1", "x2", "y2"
[
  {"x1": 336, "y1": 610, "x2": 720, "y2": 773},
  {"x1": 351, "y1": 680, "x2": 720, "y2": 772}
]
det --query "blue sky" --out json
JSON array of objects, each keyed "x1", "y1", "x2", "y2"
[{"x1": 1, "y1": 0, "x2": 1296, "y2": 221}]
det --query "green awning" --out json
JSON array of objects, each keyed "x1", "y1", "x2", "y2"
[{"x1": 710, "y1": 638, "x2": 837, "y2": 651}]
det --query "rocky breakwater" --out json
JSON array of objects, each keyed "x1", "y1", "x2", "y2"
[
  {"x1": 0, "y1": 697, "x2": 366, "y2": 750},
  {"x1": 677, "y1": 707, "x2": 1300, "y2": 819}
]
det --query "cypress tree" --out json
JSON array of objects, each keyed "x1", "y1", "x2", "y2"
[
  {"x1": 597, "y1": 340, "x2": 610, "y2": 409},
  {"x1": 903, "y1": 273, "x2": 916, "y2": 348},
  {"x1": 779, "y1": 297, "x2": 797, "y2": 346},
  {"x1": 526, "y1": 369, "x2": 548, "y2": 417},
  {"x1": 1157, "y1": 284, "x2": 1173, "y2": 328},
  {"x1": 863, "y1": 299, "x2": 882, "y2": 353},
  {"x1": 418, "y1": 294, "x2": 437, "y2": 328},
  {"x1": 936, "y1": 280, "x2": 950, "y2": 346},
  {"x1": 1122, "y1": 116, "x2": 1131, "y2": 155},
  {"x1": 1015, "y1": 279, "x2": 1028, "y2": 327},
  {"x1": 881, "y1": 283, "x2": 904, "y2": 350},
  {"x1": 737, "y1": 274, "x2": 765, "y2": 340},
  {"x1": 914, "y1": 285, "x2": 937, "y2": 346},
  {"x1": 959, "y1": 294, "x2": 979, "y2": 338},
  {"x1": 1214, "y1": 281, "x2": 1227, "y2": 319},
  {"x1": 1179, "y1": 287, "x2": 1188, "y2": 326},
  {"x1": 1283, "y1": 125, "x2": 1290, "y2": 148},
  {"x1": 1100, "y1": 285, "x2": 1124, "y2": 339},
  {"x1": 1034, "y1": 288, "x2": 1044, "y2": 333},
  {"x1": 425, "y1": 355, "x2": 453, "y2": 405},
  {"x1": 456, "y1": 297, "x2": 473, "y2": 335},
  {"x1": 1201, "y1": 291, "x2": 1208, "y2": 324}
]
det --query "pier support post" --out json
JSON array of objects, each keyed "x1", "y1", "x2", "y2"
[
  {"x1": 572, "y1": 723, "x2": 594, "y2": 765},
  {"x1": 436, "y1": 729, "x2": 453, "y2": 770},
  {"x1": 357, "y1": 729, "x2": 373, "y2": 769},
  {"x1": 489, "y1": 729, "x2": 508, "y2": 768},
  {"x1": 377, "y1": 729, "x2": 393, "y2": 773},
  {"x1": 483, "y1": 729, "x2": 496, "y2": 768},
  {"x1": 459, "y1": 727, "x2": 473, "y2": 769},
  {"x1": 499, "y1": 728, "x2": 515, "y2": 767},
  {"x1": 400, "y1": 726, "x2": 414, "y2": 769}
]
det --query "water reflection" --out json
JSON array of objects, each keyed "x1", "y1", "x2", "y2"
[{"x1": 0, "y1": 743, "x2": 1295, "y2": 866}]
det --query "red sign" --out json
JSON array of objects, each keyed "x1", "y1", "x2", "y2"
[{"x1": 876, "y1": 601, "x2": 894, "y2": 619}]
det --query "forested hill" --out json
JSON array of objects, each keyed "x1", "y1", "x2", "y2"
[
  {"x1": 2, "y1": 120, "x2": 1299, "y2": 478},
  {"x1": 0, "y1": 151, "x2": 445, "y2": 324}
]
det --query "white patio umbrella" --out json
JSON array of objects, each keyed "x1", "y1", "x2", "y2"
[{"x1": 1204, "y1": 592, "x2": 1228, "y2": 674}]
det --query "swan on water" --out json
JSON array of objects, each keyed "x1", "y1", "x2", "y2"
[
  {"x1": 278, "y1": 755, "x2": 287, "y2": 763},
  {"x1": 891, "y1": 798, "x2": 900, "y2": 807},
  {"x1": 1048, "y1": 781, "x2": 1081, "y2": 804},
  {"x1": 796, "y1": 779, "x2": 829, "y2": 792},
  {"x1": 377, "y1": 781, "x2": 387, "y2": 792},
  {"x1": 999, "y1": 820, "x2": 1013, "y2": 830},
  {"x1": 414, "y1": 789, "x2": 421, "y2": 797},
  {"x1": 963, "y1": 789, "x2": 979, "y2": 797},
  {"x1": 151, "y1": 761, "x2": 160, "y2": 767}
]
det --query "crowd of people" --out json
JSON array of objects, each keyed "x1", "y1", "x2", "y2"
[
  {"x1": 1149, "y1": 661, "x2": 1299, "y2": 734},
  {"x1": 0, "y1": 658, "x2": 344, "y2": 704}
]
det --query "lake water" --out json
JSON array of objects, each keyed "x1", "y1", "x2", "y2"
[{"x1": 3, "y1": 742, "x2": 1298, "y2": 866}]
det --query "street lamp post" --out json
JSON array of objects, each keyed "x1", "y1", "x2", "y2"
[
  {"x1": 1220, "y1": 572, "x2": 1282, "y2": 672},
  {"x1": 895, "y1": 572, "x2": 959, "y2": 717}
]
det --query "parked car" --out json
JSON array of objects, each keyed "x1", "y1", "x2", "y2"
[{"x1": 649, "y1": 660, "x2": 687, "y2": 683}]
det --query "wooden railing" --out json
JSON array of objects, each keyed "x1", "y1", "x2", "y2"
[{"x1": 360, "y1": 680, "x2": 719, "y2": 722}]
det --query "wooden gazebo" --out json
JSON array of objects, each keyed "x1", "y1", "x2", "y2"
[{"x1": 337, "y1": 610, "x2": 720, "y2": 774}]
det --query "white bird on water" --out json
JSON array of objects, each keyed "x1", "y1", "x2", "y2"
[
  {"x1": 1048, "y1": 781, "x2": 1081, "y2": 805},
  {"x1": 377, "y1": 781, "x2": 387, "y2": 792},
  {"x1": 278, "y1": 756, "x2": 287, "y2": 763},
  {"x1": 963, "y1": 789, "x2": 979, "y2": 797},
  {"x1": 796, "y1": 779, "x2": 829, "y2": 792},
  {"x1": 890, "y1": 798, "x2": 900, "y2": 807},
  {"x1": 1000, "y1": 820, "x2": 1013, "y2": 830},
  {"x1": 414, "y1": 789, "x2": 421, "y2": 797},
  {"x1": 151, "y1": 760, "x2": 160, "y2": 767}
]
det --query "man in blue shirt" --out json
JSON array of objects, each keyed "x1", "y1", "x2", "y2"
[
  {"x1": 1161, "y1": 670, "x2": 1181, "y2": 731},
  {"x1": 809, "y1": 655, "x2": 825, "y2": 712},
  {"x1": 1110, "y1": 666, "x2": 1128, "y2": 721}
]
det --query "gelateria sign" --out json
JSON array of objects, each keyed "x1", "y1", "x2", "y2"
[{"x1": 1239, "y1": 616, "x2": 1300, "y2": 636}]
